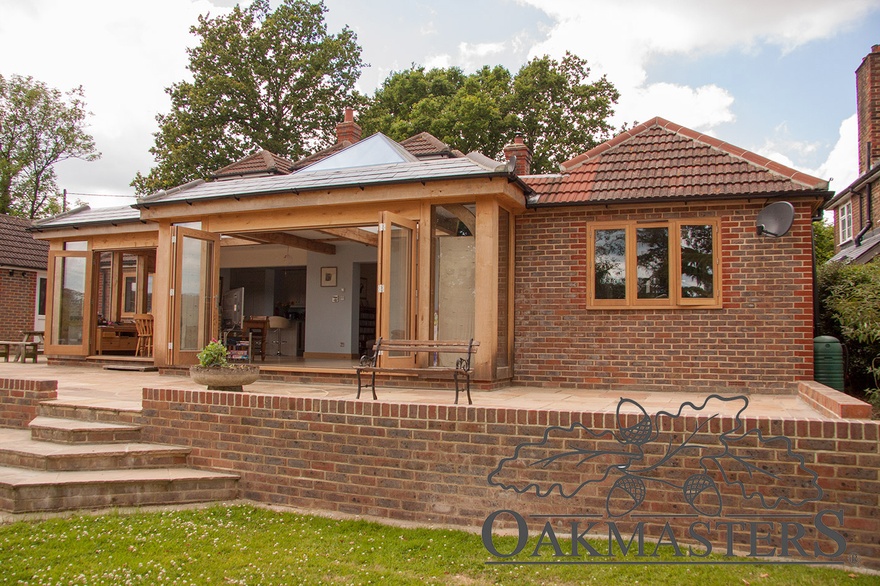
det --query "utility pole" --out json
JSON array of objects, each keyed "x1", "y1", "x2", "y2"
[{"x1": 62, "y1": 189, "x2": 67, "y2": 212}]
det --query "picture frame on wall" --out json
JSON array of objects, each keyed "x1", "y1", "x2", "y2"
[{"x1": 321, "y1": 266, "x2": 337, "y2": 287}]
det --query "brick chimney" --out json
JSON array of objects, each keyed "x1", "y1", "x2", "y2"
[
  {"x1": 335, "y1": 107, "x2": 362, "y2": 144},
  {"x1": 503, "y1": 133, "x2": 532, "y2": 175},
  {"x1": 856, "y1": 44, "x2": 880, "y2": 173}
]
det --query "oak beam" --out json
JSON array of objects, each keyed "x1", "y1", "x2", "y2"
[
  {"x1": 319, "y1": 227, "x2": 378, "y2": 247},
  {"x1": 252, "y1": 231, "x2": 336, "y2": 255}
]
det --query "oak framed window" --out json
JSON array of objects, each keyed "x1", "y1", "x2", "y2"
[{"x1": 588, "y1": 219, "x2": 721, "y2": 308}]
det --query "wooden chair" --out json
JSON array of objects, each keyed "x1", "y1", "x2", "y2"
[
  {"x1": 243, "y1": 317, "x2": 268, "y2": 362},
  {"x1": 133, "y1": 314, "x2": 154, "y2": 357}
]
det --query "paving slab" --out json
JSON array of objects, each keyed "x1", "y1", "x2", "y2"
[{"x1": 0, "y1": 362, "x2": 833, "y2": 420}]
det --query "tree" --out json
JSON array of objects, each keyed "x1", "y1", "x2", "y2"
[
  {"x1": 359, "y1": 52, "x2": 619, "y2": 174},
  {"x1": 812, "y1": 220, "x2": 834, "y2": 265},
  {"x1": 0, "y1": 75, "x2": 99, "y2": 219},
  {"x1": 817, "y1": 261, "x2": 880, "y2": 394},
  {"x1": 133, "y1": 0, "x2": 364, "y2": 195}
]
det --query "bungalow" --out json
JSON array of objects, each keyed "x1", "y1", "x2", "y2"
[
  {"x1": 30, "y1": 110, "x2": 830, "y2": 393},
  {"x1": 827, "y1": 44, "x2": 880, "y2": 263}
]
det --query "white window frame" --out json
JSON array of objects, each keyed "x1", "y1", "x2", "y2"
[{"x1": 838, "y1": 201, "x2": 853, "y2": 243}]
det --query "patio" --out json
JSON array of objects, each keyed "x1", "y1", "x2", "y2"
[{"x1": 0, "y1": 361, "x2": 838, "y2": 420}]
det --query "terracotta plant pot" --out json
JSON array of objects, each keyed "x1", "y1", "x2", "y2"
[{"x1": 189, "y1": 364, "x2": 260, "y2": 392}]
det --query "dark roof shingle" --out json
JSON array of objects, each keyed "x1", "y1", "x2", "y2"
[{"x1": 0, "y1": 214, "x2": 49, "y2": 270}]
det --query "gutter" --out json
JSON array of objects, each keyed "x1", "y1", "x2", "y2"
[
  {"x1": 525, "y1": 190, "x2": 833, "y2": 210},
  {"x1": 132, "y1": 171, "x2": 534, "y2": 210}
]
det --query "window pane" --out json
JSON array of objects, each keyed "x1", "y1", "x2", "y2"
[
  {"x1": 680, "y1": 225, "x2": 714, "y2": 298},
  {"x1": 595, "y1": 229, "x2": 626, "y2": 299},
  {"x1": 53, "y1": 256, "x2": 86, "y2": 345},
  {"x1": 637, "y1": 227, "x2": 669, "y2": 299}
]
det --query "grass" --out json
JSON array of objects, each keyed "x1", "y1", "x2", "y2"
[{"x1": 0, "y1": 503, "x2": 874, "y2": 585}]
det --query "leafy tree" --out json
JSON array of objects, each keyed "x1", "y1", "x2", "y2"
[
  {"x1": 508, "y1": 53, "x2": 618, "y2": 173},
  {"x1": 817, "y1": 261, "x2": 880, "y2": 394},
  {"x1": 0, "y1": 75, "x2": 99, "y2": 219},
  {"x1": 133, "y1": 0, "x2": 364, "y2": 195},
  {"x1": 359, "y1": 52, "x2": 618, "y2": 174},
  {"x1": 812, "y1": 220, "x2": 834, "y2": 265}
]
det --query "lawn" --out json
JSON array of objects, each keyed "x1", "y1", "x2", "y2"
[{"x1": 0, "y1": 504, "x2": 874, "y2": 585}]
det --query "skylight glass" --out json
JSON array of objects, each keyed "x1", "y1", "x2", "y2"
[{"x1": 297, "y1": 133, "x2": 418, "y2": 173}]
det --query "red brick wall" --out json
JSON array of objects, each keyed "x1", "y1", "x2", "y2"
[
  {"x1": 139, "y1": 388, "x2": 880, "y2": 570},
  {"x1": 0, "y1": 271, "x2": 37, "y2": 341},
  {"x1": 514, "y1": 200, "x2": 815, "y2": 393},
  {"x1": 0, "y1": 378, "x2": 57, "y2": 428},
  {"x1": 856, "y1": 45, "x2": 880, "y2": 175}
]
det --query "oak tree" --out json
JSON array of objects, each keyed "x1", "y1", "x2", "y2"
[
  {"x1": 132, "y1": 0, "x2": 364, "y2": 195},
  {"x1": 359, "y1": 52, "x2": 618, "y2": 174}
]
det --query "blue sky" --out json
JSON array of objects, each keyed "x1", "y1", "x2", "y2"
[{"x1": 2, "y1": 0, "x2": 878, "y2": 208}]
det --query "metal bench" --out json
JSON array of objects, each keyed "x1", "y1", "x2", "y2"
[{"x1": 355, "y1": 338, "x2": 479, "y2": 404}]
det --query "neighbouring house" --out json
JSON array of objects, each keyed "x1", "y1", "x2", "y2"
[
  {"x1": 827, "y1": 44, "x2": 880, "y2": 263},
  {"x1": 29, "y1": 109, "x2": 831, "y2": 393},
  {"x1": 0, "y1": 214, "x2": 49, "y2": 341}
]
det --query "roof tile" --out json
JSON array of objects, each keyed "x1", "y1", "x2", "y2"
[
  {"x1": 0, "y1": 214, "x2": 49, "y2": 270},
  {"x1": 535, "y1": 117, "x2": 829, "y2": 204}
]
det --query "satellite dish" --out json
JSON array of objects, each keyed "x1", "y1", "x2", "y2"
[{"x1": 756, "y1": 201, "x2": 795, "y2": 237}]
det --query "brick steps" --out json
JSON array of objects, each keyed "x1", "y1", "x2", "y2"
[
  {"x1": 0, "y1": 400, "x2": 239, "y2": 514},
  {"x1": 0, "y1": 428, "x2": 190, "y2": 471},
  {"x1": 0, "y1": 466, "x2": 239, "y2": 513},
  {"x1": 29, "y1": 416, "x2": 142, "y2": 444}
]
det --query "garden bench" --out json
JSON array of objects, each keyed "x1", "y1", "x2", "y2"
[
  {"x1": 355, "y1": 338, "x2": 479, "y2": 405},
  {"x1": 0, "y1": 341, "x2": 39, "y2": 363}
]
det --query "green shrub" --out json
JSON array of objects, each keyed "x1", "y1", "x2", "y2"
[
  {"x1": 817, "y1": 261, "x2": 880, "y2": 394},
  {"x1": 196, "y1": 340, "x2": 227, "y2": 367}
]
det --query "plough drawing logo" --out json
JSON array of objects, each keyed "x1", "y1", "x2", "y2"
[{"x1": 483, "y1": 395, "x2": 848, "y2": 564}]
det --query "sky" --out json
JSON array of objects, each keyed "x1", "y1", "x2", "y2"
[{"x1": 1, "y1": 0, "x2": 878, "y2": 210}]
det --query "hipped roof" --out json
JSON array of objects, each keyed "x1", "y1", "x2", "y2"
[
  {"x1": 0, "y1": 214, "x2": 49, "y2": 269},
  {"x1": 525, "y1": 117, "x2": 830, "y2": 206}
]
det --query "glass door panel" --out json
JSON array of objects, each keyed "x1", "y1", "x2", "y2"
[
  {"x1": 377, "y1": 212, "x2": 417, "y2": 367},
  {"x1": 171, "y1": 227, "x2": 220, "y2": 364},
  {"x1": 45, "y1": 250, "x2": 92, "y2": 356}
]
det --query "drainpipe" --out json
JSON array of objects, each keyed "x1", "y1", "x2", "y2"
[{"x1": 855, "y1": 142, "x2": 874, "y2": 246}]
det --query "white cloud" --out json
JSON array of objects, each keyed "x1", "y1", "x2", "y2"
[
  {"x1": 629, "y1": 83, "x2": 735, "y2": 130},
  {"x1": 752, "y1": 115, "x2": 858, "y2": 191},
  {"x1": 0, "y1": 0, "x2": 230, "y2": 205},
  {"x1": 817, "y1": 115, "x2": 859, "y2": 191},
  {"x1": 424, "y1": 54, "x2": 452, "y2": 70},
  {"x1": 517, "y1": 0, "x2": 876, "y2": 132}
]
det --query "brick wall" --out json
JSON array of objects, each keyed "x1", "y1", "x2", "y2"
[
  {"x1": 513, "y1": 200, "x2": 816, "y2": 393},
  {"x1": 856, "y1": 44, "x2": 880, "y2": 175},
  {"x1": 139, "y1": 388, "x2": 880, "y2": 570},
  {"x1": 0, "y1": 378, "x2": 57, "y2": 428},
  {"x1": 0, "y1": 271, "x2": 36, "y2": 341}
]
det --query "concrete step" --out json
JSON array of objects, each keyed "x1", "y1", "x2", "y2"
[
  {"x1": 0, "y1": 466, "x2": 239, "y2": 513},
  {"x1": 0, "y1": 429, "x2": 190, "y2": 471},
  {"x1": 29, "y1": 416, "x2": 142, "y2": 444}
]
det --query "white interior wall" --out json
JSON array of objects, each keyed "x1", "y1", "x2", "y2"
[{"x1": 306, "y1": 242, "x2": 376, "y2": 357}]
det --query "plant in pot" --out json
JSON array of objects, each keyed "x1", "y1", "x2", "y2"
[{"x1": 189, "y1": 340, "x2": 260, "y2": 392}]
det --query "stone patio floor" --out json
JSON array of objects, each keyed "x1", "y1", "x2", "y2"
[{"x1": 0, "y1": 362, "x2": 836, "y2": 420}]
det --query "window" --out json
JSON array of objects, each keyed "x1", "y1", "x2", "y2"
[
  {"x1": 838, "y1": 201, "x2": 853, "y2": 243},
  {"x1": 589, "y1": 219, "x2": 720, "y2": 307}
]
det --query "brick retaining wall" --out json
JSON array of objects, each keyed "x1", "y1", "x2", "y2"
[
  {"x1": 0, "y1": 378, "x2": 57, "y2": 428},
  {"x1": 140, "y1": 388, "x2": 880, "y2": 570}
]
